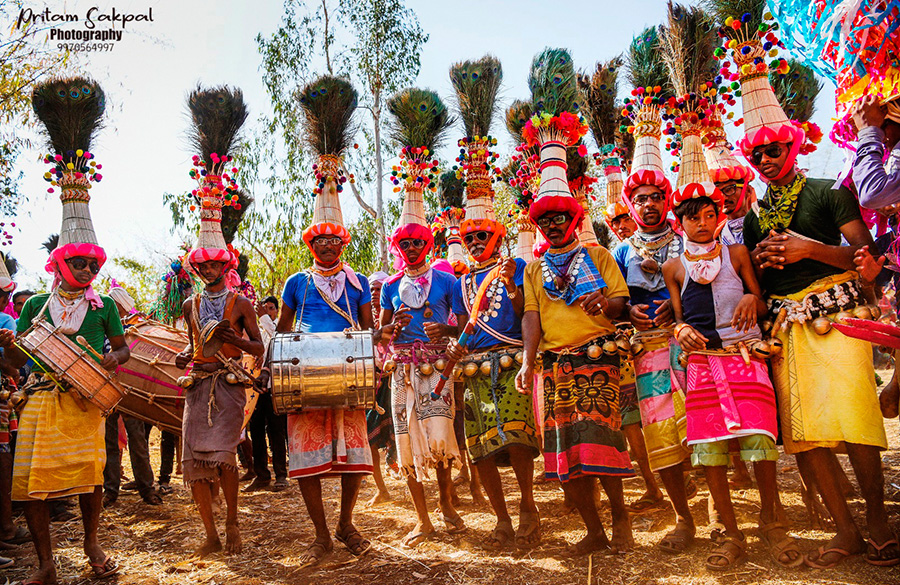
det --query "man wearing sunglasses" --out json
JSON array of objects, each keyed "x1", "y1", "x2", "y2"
[
  {"x1": 616, "y1": 170, "x2": 698, "y2": 556},
  {"x1": 0, "y1": 250, "x2": 131, "y2": 583},
  {"x1": 716, "y1": 178, "x2": 756, "y2": 246},
  {"x1": 271, "y1": 222, "x2": 375, "y2": 566},
  {"x1": 742, "y1": 126, "x2": 892, "y2": 567},
  {"x1": 515, "y1": 193, "x2": 634, "y2": 556},
  {"x1": 444, "y1": 212, "x2": 541, "y2": 551}
]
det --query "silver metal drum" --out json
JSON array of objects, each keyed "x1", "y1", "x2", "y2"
[{"x1": 268, "y1": 330, "x2": 377, "y2": 414}]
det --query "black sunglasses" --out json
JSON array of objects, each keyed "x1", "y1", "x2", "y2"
[
  {"x1": 463, "y1": 231, "x2": 491, "y2": 245},
  {"x1": 750, "y1": 143, "x2": 786, "y2": 166},
  {"x1": 536, "y1": 213, "x2": 570, "y2": 229},
  {"x1": 398, "y1": 239, "x2": 426, "y2": 251},
  {"x1": 67, "y1": 257, "x2": 100, "y2": 274}
]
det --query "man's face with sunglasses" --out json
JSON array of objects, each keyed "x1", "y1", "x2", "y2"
[
  {"x1": 536, "y1": 212, "x2": 574, "y2": 247},
  {"x1": 65, "y1": 256, "x2": 101, "y2": 285},
  {"x1": 715, "y1": 179, "x2": 746, "y2": 216},
  {"x1": 462, "y1": 230, "x2": 497, "y2": 259},
  {"x1": 750, "y1": 142, "x2": 790, "y2": 180},
  {"x1": 398, "y1": 238, "x2": 427, "y2": 266},
  {"x1": 629, "y1": 185, "x2": 667, "y2": 229},
  {"x1": 311, "y1": 235, "x2": 345, "y2": 266}
]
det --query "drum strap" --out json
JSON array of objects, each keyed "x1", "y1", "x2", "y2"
[{"x1": 299, "y1": 273, "x2": 359, "y2": 331}]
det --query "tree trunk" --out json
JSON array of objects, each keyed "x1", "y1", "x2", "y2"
[{"x1": 373, "y1": 89, "x2": 388, "y2": 270}]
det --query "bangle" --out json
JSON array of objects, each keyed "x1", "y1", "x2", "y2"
[
  {"x1": 506, "y1": 285, "x2": 519, "y2": 299},
  {"x1": 674, "y1": 323, "x2": 692, "y2": 339}
]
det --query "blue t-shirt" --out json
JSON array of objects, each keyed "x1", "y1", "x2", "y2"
[
  {"x1": 282, "y1": 271, "x2": 372, "y2": 333},
  {"x1": 380, "y1": 269, "x2": 456, "y2": 343},
  {"x1": 451, "y1": 259, "x2": 525, "y2": 351},
  {"x1": 0, "y1": 312, "x2": 15, "y2": 332},
  {"x1": 614, "y1": 241, "x2": 670, "y2": 321}
]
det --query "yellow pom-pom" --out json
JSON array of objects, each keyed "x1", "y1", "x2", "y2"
[
  {"x1": 76, "y1": 149, "x2": 83, "y2": 157},
  {"x1": 769, "y1": 49, "x2": 778, "y2": 57},
  {"x1": 725, "y1": 16, "x2": 734, "y2": 26},
  {"x1": 66, "y1": 162, "x2": 74, "y2": 170},
  {"x1": 43, "y1": 172, "x2": 51, "y2": 179},
  {"x1": 728, "y1": 39, "x2": 737, "y2": 49},
  {"x1": 741, "y1": 63, "x2": 753, "y2": 75}
]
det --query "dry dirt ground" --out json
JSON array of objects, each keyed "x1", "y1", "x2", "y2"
[{"x1": 2, "y1": 375, "x2": 900, "y2": 585}]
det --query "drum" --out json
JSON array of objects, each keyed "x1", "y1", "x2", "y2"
[
  {"x1": 268, "y1": 330, "x2": 376, "y2": 414},
  {"x1": 115, "y1": 317, "x2": 190, "y2": 435},
  {"x1": 17, "y1": 320, "x2": 128, "y2": 416}
]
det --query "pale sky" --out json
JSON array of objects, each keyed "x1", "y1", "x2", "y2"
[{"x1": 5, "y1": 0, "x2": 844, "y2": 289}]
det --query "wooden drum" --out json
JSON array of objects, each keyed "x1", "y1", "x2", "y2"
[
  {"x1": 17, "y1": 320, "x2": 128, "y2": 416},
  {"x1": 115, "y1": 316, "x2": 190, "y2": 435},
  {"x1": 268, "y1": 330, "x2": 377, "y2": 414}
]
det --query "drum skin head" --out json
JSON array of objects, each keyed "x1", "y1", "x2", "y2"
[{"x1": 200, "y1": 320, "x2": 228, "y2": 358}]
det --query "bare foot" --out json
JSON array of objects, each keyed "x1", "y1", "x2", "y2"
[
  {"x1": 195, "y1": 536, "x2": 223, "y2": 558},
  {"x1": 366, "y1": 490, "x2": 392, "y2": 507},
  {"x1": 471, "y1": 488, "x2": 488, "y2": 507},
  {"x1": 24, "y1": 563, "x2": 58, "y2": 585},
  {"x1": 564, "y1": 532, "x2": 610, "y2": 557},
  {"x1": 402, "y1": 522, "x2": 435, "y2": 547},
  {"x1": 610, "y1": 512, "x2": 634, "y2": 554},
  {"x1": 225, "y1": 523, "x2": 242, "y2": 554}
]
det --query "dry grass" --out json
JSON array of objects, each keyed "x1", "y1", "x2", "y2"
[{"x1": 3, "y1": 372, "x2": 900, "y2": 585}]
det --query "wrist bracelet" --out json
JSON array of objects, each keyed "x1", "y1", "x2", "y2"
[
  {"x1": 506, "y1": 284, "x2": 519, "y2": 299},
  {"x1": 674, "y1": 323, "x2": 692, "y2": 339}
]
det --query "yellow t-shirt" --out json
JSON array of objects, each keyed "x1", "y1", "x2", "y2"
[{"x1": 524, "y1": 245, "x2": 629, "y2": 351}]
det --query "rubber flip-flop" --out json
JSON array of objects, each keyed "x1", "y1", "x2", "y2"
[
  {"x1": 804, "y1": 546, "x2": 854, "y2": 569},
  {"x1": 865, "y1": 537, "x2": 900, "y2": 567}
]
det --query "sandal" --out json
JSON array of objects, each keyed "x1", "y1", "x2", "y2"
[
  {"x1": 335, "y1": 525, "x2": 371, "y2": 557},
  {"x1": 1, "y1": 525, "x2": 30, "y2": 545},
  {"x1": 89, "y1": 556, "x2": 119, "y2": 579},
  {"x1": 804, "y1": 545, "x2": 854, "y2": 569},
  {"x1": 706, "y1": 535, "x2": 747, "y2": 571},
  {"x1": 626, "y1": 494, "x2": 665, "y2": 514},
  {"x1": 657, "y1": 526, "x2": 694, "y2": 554},
  {"x1": 483, "y1": 520, "x2": 514, "y2": 551},
  {"x1": 865, "y1": 537, "x2": 900, "y2": 567},
  {"x1": 443, "y1": 514, "x2": 467, "y2": 535},
  {"x1": 515, "y1": 512, "x2": 541, "y2": 549},
  {"x1": 298, "y1": 541, "x2": 333, "y2": 568},
  {"x1": 685, "y1": 477, "x2": 699, "y2": 500},
  {"x1": 402, "y1": 528, "x2": 435, "y2": 548},
  {"x1": 757, "y1": 521, "x2": 803, "y2": 568},
  {"x1": 0, "y1": 556, "x2": 13, "y2": 569}
]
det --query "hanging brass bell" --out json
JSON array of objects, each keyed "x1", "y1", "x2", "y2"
[
  {"x1": 834, "y1": 311, "x2": 853, "y2": 325},
  {"x1": 870, "y1": 305, "x2": 882, "y2": 320},
  {"x1": 452, "y1": 365, "x2": 463, "y2": 379},
  {"x1": 602, "y1": 340, "x2": 619, "y2": 355},
  {"x1": 750, "y1": 340, "x2": 771, "y2": 360},
  {"x1": 768, "y1": 338, "x2": 783, "y2": 356},
  {"x1": 9, "y1": 390, "x2": 27, "y2": 410},
  {"x1": 760, "y1": 319, "x2": 774, "y2": 334},
  {"x1": 812, "y1": 317, "x2": 832, "y2": 335},
  {"x1": 480, "y1": 361, "x2": 492, "y2": 376},
  {"x1": 383, "y1": 359, "x2": 397, "y2": 374},
  {"x1": 463, "y1": 362, "x2": 479, "y2": 377},
  {"x1": 631, "y1": 341, "x2": 645, "y2": 357},
  {"x1": 586, "y1": 344, "x2": 602, "y2": 359},
  {"x1": 514, "y1": 351, "x2": 524, "y2": 364},
  {"x1": 0, "y1": 389, "x2": 8, "y2": 401},
  {"x1": 640, "y1": 258, "x2": 659, "y2": 273},
  {"x1": 616, "y1": 336, "x2": 631, "y2": 354},
  {"x1": 225, "y1": 372, "x2": 239, "y2": 385},
  {"x1": 678, "y1": 352, "x2": 689, "y2": 368},
  {"x1": 178, "y1": 375, "x2": 195, "y2": 389},
  {"x1": 419, "y1": 363, "x2": 434, "y2": 376},
  {"x1": 499, "y1": 354, "x2": 513, "y2": 369},
  {"x1": 852, "y1": 305, "x2": 873, "y2": 320},
  {"x1": 434, "y1": 358, "x2": 447, "y2": 372}
]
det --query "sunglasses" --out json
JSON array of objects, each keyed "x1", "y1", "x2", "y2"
[
  {"x1": 536, "y1": 213, "x2": 570, "y2": 229},
  {"x1": 67, "y1": 257, "x2": 100, "y2": 274},
  {"x1": 631, "y1": 192, "x2": 666, "y2": 206},
  {"x1": 750, "y1": 143, "x2": 786, "y2": 166},
  {"x1": 463, "y1": 231, "x2": 492, "y2": 245},
  {"x1": 398, "y1": 238, "x2": 426, "y2": 251},
  {"x1": 313, "y1": 236, "x2": 343, "y2": 246},
  {"x1": 717, "y1": 181, "x2": 745, "y2": 197}
]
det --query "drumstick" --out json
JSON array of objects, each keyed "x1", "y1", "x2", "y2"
[{"x1": 76, "y1": 335, "x2": 106, "y2": 363}]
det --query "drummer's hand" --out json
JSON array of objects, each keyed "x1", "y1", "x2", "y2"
[
  {"x1": 254, "y1": 369, "x2": 271, "y2": 393},
  {"x1": 446, "y1": 338, "x2": 467, "y2": 361},
  {"x1": 515, "y1": 363, "x2": 534, "y2": 395},
  {"x1": 499, "y1": 257, "x2": 517, "y2": 288},
  {"x1": 579, "y1": 290, "x2": 609, "y2": 316},
  {"x1": 213, "y1": 325, "x2": 238, "y2": 343},
  {"x1": 392, "y1": 306, "x2": 412, "y2": 329},
  {"x1": 424, "y1": 322, "x2": 452, "y2": 342},
  {"x1": 100, "y1": 352, "x2": 119, "y2": 372},
  {"x1": 175, "y1": 351, "x2": 191, "y2": 370},
  {"x1": 0, "y1": 329, "x2": 14, "y2": 349}
]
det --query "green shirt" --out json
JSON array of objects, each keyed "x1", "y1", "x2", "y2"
[
  {"x1": 743, "y1": 178, "x2": 862, "y2": 297},
  {"x1": 16, "y1": 293, "x2": 125, "y2": 369}
]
